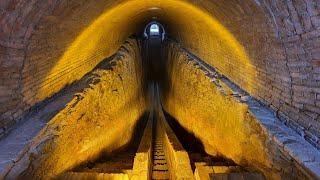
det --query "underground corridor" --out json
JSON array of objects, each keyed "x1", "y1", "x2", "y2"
[{"x1": 0, "y1": 0, "x2": 320, "y2": 180}]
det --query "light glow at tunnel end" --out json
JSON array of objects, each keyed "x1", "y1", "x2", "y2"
[
  {"x1": 40, "y1": 0, "x2": 256, "y2": 102},
  {"x1": 33, "y1": 0, "x2": 264, "y2": 178}
]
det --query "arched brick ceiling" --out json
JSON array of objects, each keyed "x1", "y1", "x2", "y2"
[
  {"x1": 1, "y1": 0, "x2": 276, "y2": 105},
  {"x1": 21, "y1": 0, "x2": 274, "y2": 106},
  {"x1": 1, "y1": 0, "x2": 319, "y2": 149}
]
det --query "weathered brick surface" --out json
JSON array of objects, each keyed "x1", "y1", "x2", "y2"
[
  {"x1": 162, "y1": 40, "x2": 319, "y2": 179},
  {"x1": 173, "y1": 0, "x2": 320, "y2": 149},
  {"x1": 0, "y1": 0, "x2": 122, "y2": 136},
  {"x1": 3, "y1": 38, "x2": 147, "y2": 179},
  {"x1": 256, "y1": 0, "x2": 320, "y2": 148},
  {"x1": 0, "y1": 0, "x2": 61, "y2": 136},
  {"x1": 0, "y1": 0, "x2": 319, "y2": 149}
]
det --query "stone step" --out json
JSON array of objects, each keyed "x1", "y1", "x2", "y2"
[
  {"x1": 152, "y1": 119, "x2": 170, "y2": 180},
  {"x1": 189, "y1": 153, "x2": 236, "y2": 167},
  {"x1": 194, "y1": 162, "x2": 255, "y2": 180},
  {"x1": 152, "y1": 170, "x2": 169, "y2": 179},
  {"x1": 77, "y1": 162, "x2": 133, "y2": 173},
  {"x1": 154, "y1": 159, "x2": 167, "y2": 164},
  {"x1": 154, "y1": 154, "x2": 165, "y2": 156},
  {"x1": 210, "y1": 173, "x2": 265, "y2": 180},
  {"x1": 211, "y1": 165, "x2": 243, "y2": 173},
  {"x1": 154, "y1": 151, "x2": 165, "y2": 155},
  {"x1": 60, "y1": 172, "x2": 128, "y2": 180},
  {"x1": 153, "y1": 166, "x2": 168, "y2": 170}
]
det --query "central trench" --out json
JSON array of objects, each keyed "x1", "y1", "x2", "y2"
[{"x1": 63, "y1": 22, "x2": 266, "y2": 180}]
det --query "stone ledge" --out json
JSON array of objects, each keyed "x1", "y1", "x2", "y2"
[
  {"x1": 130, "y1": 110, "x2": 154, "y2": 179},
  {"x1": 158, "y1": 107, "x2": 194, "y2": 179},
  {"x1": 0, "y1": 52, "x2": 122, "y2": 177},
  {"x1": 181, "y1": 46, "x2": 320, "y2": 179}
]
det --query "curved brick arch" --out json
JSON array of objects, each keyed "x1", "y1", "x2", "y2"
[
  {"x1": 0, "y1": 0, "x2": 319, "y2": 179},
  {"x1": 0, "y1": 0, "x2": 319, "y2": 152},
  {"x1": 0, "y1": 0, "x2": 60, "y2": 128}
]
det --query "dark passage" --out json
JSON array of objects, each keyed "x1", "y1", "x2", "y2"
[{"x1": 142, "y1": 22, "x2": 166, "y2": 87}]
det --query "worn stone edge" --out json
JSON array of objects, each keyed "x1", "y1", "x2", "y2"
[{"x1": 175, "y1": 42, "x2": 320, "y2": 178}]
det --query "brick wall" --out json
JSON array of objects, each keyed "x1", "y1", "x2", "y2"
[
  {"x1": 161, "y1": 40, "x2": 315, "y2": 179},
  {"x1": 4, "y1": 38, "x2": 147, "y2": 178},
  {"x1": 0, "y1": 0, "x2": 60, "y2": 135},
  {"x1": 258, "y1": 0, "x2": 320, "y2": 148},
  {"x1": 168, "y1": 0, "x2": 320, "y2": 148},
  {"x1": 22, "y1": 0, "x2": 117, "y2": 106},
  {"x1": 193, "y1": 0, "x2": 320, "y2": 148},
  {"x1": 0, "y1": 0, "x2": 145, "y2": 135},
  {"x1": 0, "y1": 0, "x2": 319, "y2": 147}
]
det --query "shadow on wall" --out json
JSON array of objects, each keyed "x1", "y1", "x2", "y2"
[
  {"x1": 163, "y1": 111, "x2": 238, "y2": 171},
  {"x1": 73, "y1": 111, "x2": 150, "y2": 171},
  {"x1": 164, "y1": 111, "x2": 207, "y2": 154}
]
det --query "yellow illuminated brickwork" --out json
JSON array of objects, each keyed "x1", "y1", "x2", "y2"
[
  {"x1": 162, "y1": 43, "x2": 278, "y2": 179},
  {"x1": 25, "y1": 0, "x2": 258, "y2": 107},
  {"x1": 6, "y1": 0, "x2": 316, "y2": 150},
  {"x1": 1, "y1": 0, "x2": 318, "y2": 179},
  {"x1": 28, "y1": 1, "x2": 268, "y2": 176},
  {"x1": 7, "y1": 39, "x2": 146, "y2": 179}
]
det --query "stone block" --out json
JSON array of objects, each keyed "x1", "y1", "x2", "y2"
[
  {"x1": 311, "y1": 15, "x2": 320, "y2": 28},
  {"x1": 302, "y1": 29, "x2": 320, "y2": 40}
]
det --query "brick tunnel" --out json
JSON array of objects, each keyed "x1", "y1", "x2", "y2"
[{"x1": 0, "y1": 0, "x2": 320, "y2": 179}]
